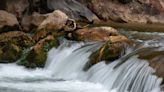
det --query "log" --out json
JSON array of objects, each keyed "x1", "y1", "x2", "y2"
[{"x1": 93, "y1": 20, "x2": 164, "y2": 32}]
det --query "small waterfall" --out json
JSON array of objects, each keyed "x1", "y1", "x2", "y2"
[
  {"x1": 0, "y1": 39, "x2": 162, "y2": 92},
  {"x1": 44, "y1": 40, "x2": 162, "y2": 92},
  {"x1": 45, "y1": 41, "x2": 103, "y2": 79},
  {"x1": 85, "y1": 56, "x2": 162, "y2": 92}
]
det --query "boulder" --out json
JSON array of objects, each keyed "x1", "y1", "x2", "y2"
[
  {"x1": 79, "y1": 27, "x2": 131, "y2": 70},
  {"x1": 21, "y1": 10, "x2": 73, "y2": 33},
  {"x1": 89, "y1": 36, "x2": 130, "y2": 64},
  {"x1": 38, "y1": 10, "x2": 69, "y2": 31},
  {"x1": 0, "y1": 31, "x2": 34, "y2": 63},
  {"x1": 73, "y1": 27, "x2": 120, "y2": 41},
  {"x1": 0, "y1": 10, "x2": 19, "y2": 33}
]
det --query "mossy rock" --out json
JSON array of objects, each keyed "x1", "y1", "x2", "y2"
[
  {"x1": 18, "y1": 48, "x2": 47, "y2": 68},
  {"x1": 0, "y1": 31, "x2": 34, "y2": 63},
  {"x1": 84, "y1": 39, "x2": 130, "y2": 70},
  {"x1": 18, "y1": 35, "x2": 59, "y2": 68}
]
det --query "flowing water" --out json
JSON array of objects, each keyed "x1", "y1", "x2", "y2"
[{"x1": 0, "y1": 31, "x2": 164, "y2": 92}]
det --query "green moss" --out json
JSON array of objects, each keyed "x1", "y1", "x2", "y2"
[
  {"x1": 85, "y1": 41, "x2": 125, "y2": 70},
  {"x1": 18, "y1": 48, "x2": 47, "y2": 68}
]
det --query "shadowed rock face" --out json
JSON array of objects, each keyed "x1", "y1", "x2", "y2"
[
  {"x1": 0, "y1": 0, "x2": 6, "y2": 10},
  {"x1": 5, "y1": 0, "x2": 29, "y2": 19},
  {"x1": 47, "y1": 0, "x2": 99, "y2": 22},
  {"x1": 118, "y1": 0, "x2": 132, "y2": 4}
]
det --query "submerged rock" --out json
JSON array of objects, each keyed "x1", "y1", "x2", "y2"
[
  {"x1": 0, "y1": 10, "x2": 19, "y2": 33},
  {"x1": 0, "y1": 31, "x2": 34, "y2": 63}
]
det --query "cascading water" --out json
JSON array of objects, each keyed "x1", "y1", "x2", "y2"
[
  {"x1": 85, "y1": 56, "x2": 162, "y2": 92},
  {"x1": 0, "y1": 32, "x2": 163, "y2": 92}
]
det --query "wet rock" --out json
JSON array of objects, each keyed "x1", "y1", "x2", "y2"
[
  {"x1": 84, "y1": 35, "x2": 130, "y2": 70},
  {"x1": 138, "y1": 48, "x2": 164, "y2": 79},
  {"x1": 47, "y1": 0, "x2": 99, "y2": 22},
  {"x1": 0, "y1": 10, "x2": 19, "y2": 33},
  {"x1": 19, "y1": 35, "x2": 58, "y2": 68},
  {"x1": 91, "y1": 36, "x2": 129, "y2": 62},
  {"x1": 73, "y1": 27, "x2": 119, "y2": 41},
  {"x1": 0, "y1": 31, "x2": 34, "y2": 63},
  {"x1": 80, "y1": 27, "x2": 131, "y2": 70},
  {"x1": 38, "y1": 10, "x2": 69, "y2": 31}
]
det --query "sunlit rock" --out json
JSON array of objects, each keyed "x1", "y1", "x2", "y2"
[
  {"x1": 38, "y1": 10, "x2": 69, "y2": 31},
  {"x1": 73, "y1": 27, "x2": 120, "y2": 41}
]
